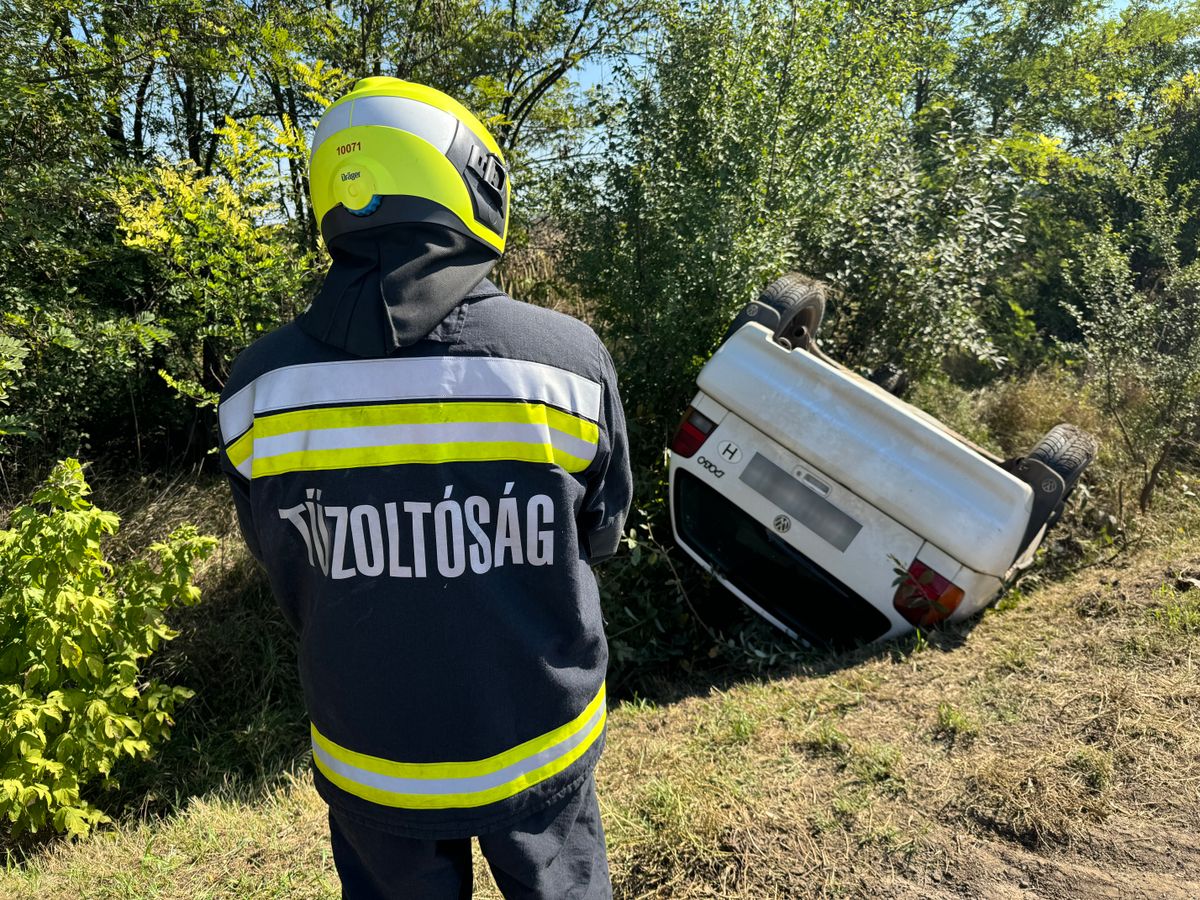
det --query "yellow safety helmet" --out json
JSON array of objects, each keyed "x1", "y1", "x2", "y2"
[{"x1": 309, "y1": 77, "x2": 509, "y2": 256}]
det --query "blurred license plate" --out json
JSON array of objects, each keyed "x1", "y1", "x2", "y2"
[{"x1": 739, "y1": 453, "x2": 861, "y2": 551}]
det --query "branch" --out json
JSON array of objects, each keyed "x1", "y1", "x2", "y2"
[
  {"x1": 24, "y1": 48, "x2": 159, "y2": 85},
  {"x1": 501, "y1": 0, "x2": 611, "y2": 148}
]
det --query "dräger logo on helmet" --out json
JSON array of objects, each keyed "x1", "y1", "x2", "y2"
[
  {"x1": 340, "y1": 171, "x2": 361, "y2": 181},
  {"x1": 278, "y1": 483, "x2": 556, "y2": 580}
]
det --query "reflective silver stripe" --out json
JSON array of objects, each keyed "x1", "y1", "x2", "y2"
[
  {"x1": 247, "y1": 357, "x2": 602, "y2": 423},
  {"x1": 218, "y1": 383, "x2": 255, "y2": 446},
  {"x1": 312, "y1": 95, "x2": 459, "y2": 157},
  {"x1": 312, "y1": 100, "x2": 353, "y2": 155},
  {"x1": 310, "y1": 701, "x2": 605, "y2": 797},
  {"x1": 253, "y1": 421, "x2": 597, "y2": 464}
]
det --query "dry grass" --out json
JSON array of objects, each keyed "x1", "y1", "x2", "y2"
[{"x1": 3, "y1": 479, "x2": 1200, "y2": 898}]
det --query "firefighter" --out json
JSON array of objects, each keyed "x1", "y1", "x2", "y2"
[{"x1": 217, "y1": 76, "x2": 632, "y2": 899}]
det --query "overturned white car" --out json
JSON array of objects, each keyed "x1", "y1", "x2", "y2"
[{"x1": 668, "y1": 274, "x2": 1096, "y2": 646}]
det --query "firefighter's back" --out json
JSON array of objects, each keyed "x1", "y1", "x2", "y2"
[{"x1": 218, "y1": 279, "x2": 629, "y2": 838}]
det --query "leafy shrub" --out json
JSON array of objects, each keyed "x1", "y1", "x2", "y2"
[
  {"x1": 0, "y1": 333, "x2": 29, "y2": 440},
  {"x1": 0, "y1": 460, "x2": 215, "y2": 838},
  {"x1": 0, "y1": 301, "x2": 176, "y2": 465},
  {"x1": 0, "y1": 160, "x2": 177, "y2": 467},
  {"x1": 599, "y1": 502, "x2": 709, "y2": 684}
]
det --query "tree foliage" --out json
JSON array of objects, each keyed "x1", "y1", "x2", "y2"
[
  {"x1": 0, "y1": 0, "x2": 634, "y2": 472},
  {"x1": 816, "y1": 116, "x2": 1028, "y2": 378},
  {"x1": 111, "y1": 116, "x2": 316, "y2": 400},
  {"x1": 567, "y1": 0, "x2": 926, "y2": 469},
  {"x1": 1068, "y1": 170, "x2": 1200, "y2": 512}
]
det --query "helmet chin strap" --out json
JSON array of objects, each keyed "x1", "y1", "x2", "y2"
[{"x1": 298, "y1": 223, "x2": 498, "y2": 357}]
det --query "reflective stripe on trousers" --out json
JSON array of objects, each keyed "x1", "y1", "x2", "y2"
[{"x1": 311, "y1": 683, "x2": 606, "y2": 809}]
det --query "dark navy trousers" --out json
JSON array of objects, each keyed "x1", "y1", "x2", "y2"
[{"x1": 327, "y1": 775, "x2": 612, "y2": 899}]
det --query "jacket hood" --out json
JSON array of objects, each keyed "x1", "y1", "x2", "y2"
[{"x1": 297, "y1": 223, "x2": 498, "y2": 357}]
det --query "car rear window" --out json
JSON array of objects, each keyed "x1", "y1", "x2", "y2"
[{"x1": 673, "y1": 470, "x2": 892, "y2": 648}]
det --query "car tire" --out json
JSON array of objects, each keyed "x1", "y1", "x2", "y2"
[
  {"x1": 757, "y1": 273, "x2": 826, "y2": 351},
  {"x1": 868, "y1": 363, "x2": 910, "y2": 397},
  {"x1": 1027, "y1": 424, "x2": 1098, "y2": 496}
]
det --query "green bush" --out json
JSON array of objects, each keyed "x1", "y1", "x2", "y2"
[
  {"x1": 111, "y1": 116, "x2": 318, "y2": 403},
  {"x1": 0, "y1": 460, "x2": 215, "y2": 838}
]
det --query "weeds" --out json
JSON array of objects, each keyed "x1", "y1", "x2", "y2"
[
  {"x1": 1074, "y1": 586, "x2": 1121, "y2": 619},
  {"x1": 992, "y1": 641, "x2": 1036, "y2": 674},
  {"x1": 992, "y1": 585, "x2": 1029, "y2": 613},
  {"x1": 934, "y1": 703, "x2": 979, "y2": 744},
  {"x1": 716, "y1": 697, "x2": 758, "y2": 746},
  {"x1": 803, "y1": 720, "x2": 851, "y2": 757},
  {"x1": 1123, "y1": 583, "x2": 1200, "y2": 661},
  {"x1": 617, "y1": 694, "x2": 660, "y2": 717},
  {"x1": 848, "y1": 743, "x2": 904, "y2": 796},
  {"x1": 1066, "y1": 747, "x2": 1114, "y2": 794},
  {"x1": 1150, "y1": 586, "x2": 1200, "y2": 636}
]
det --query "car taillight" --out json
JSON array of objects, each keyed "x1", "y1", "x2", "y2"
[
  {"x1": 893, "y1": 560, "x2": 964, "y2": 628},
  {"x1": 670, "y1": 407, "x2": 717, "y2": 458}
]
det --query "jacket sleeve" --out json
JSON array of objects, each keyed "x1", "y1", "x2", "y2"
[
  {"x1": 580, "y1": 340, "x2": 633, "y2": 564},
  {"x1": 223, "y1": 464, "x2": 265, "y2": 566},
  {"x1": 217, "y1": 397, "x2": 265, "y2": 566}
]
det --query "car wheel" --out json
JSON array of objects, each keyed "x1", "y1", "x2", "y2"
[
  {"x1": 868, "y1": 363, "x2": 910, "y2": 397},
  {"x1": 757, "y1": 273, "x2": 827, "y2": 351},
  {"x1": 1027, "y1": 424, "x2": 1098, "y2": 496}
]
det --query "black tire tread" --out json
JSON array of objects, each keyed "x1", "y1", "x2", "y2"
[
  {"x1": 757, "y1": 273, "x2": 826, "y2": 349},
  {"x1": 1028, "y1": 424, "x2": 1098, "y2": 490}
]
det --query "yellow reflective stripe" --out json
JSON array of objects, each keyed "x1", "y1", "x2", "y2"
[
  {"x1": 239, "y1": 400, "x2": 599, "y2": 477},
  {"x1": 252, "y1": 440, "x2": 591, "y2": 477},
  {"x1": 312, "y1": 684, "x2": 606, "y2": 780},
  {"x1": 253, "y1": 401, "x2": 598, "y2": 443},
  {"x1": 315, "y1": 710, "x2": 605, "y2": 809},
  {"x1": 226, "y1": 429, "x2": 254, "y2": 467},
  {"x1": 312, "y1": 709, "x2": 606, "y2": 810}
]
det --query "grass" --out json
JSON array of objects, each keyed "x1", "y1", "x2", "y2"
[
  {"x1": 3, "y1": 478, "x2": 1200, "y2": 897},
  {"x1": 933, "y1": 703, "x2": 978, "y2": 744}
]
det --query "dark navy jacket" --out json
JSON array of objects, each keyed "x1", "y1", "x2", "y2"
[{"x1": 217, "y1": 279, "x2": 631, "y2": 838}]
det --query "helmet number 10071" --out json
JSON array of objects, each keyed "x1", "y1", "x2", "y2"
[{"x1": 336, "y1": 142, "x2": 362, "y2": 155}]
